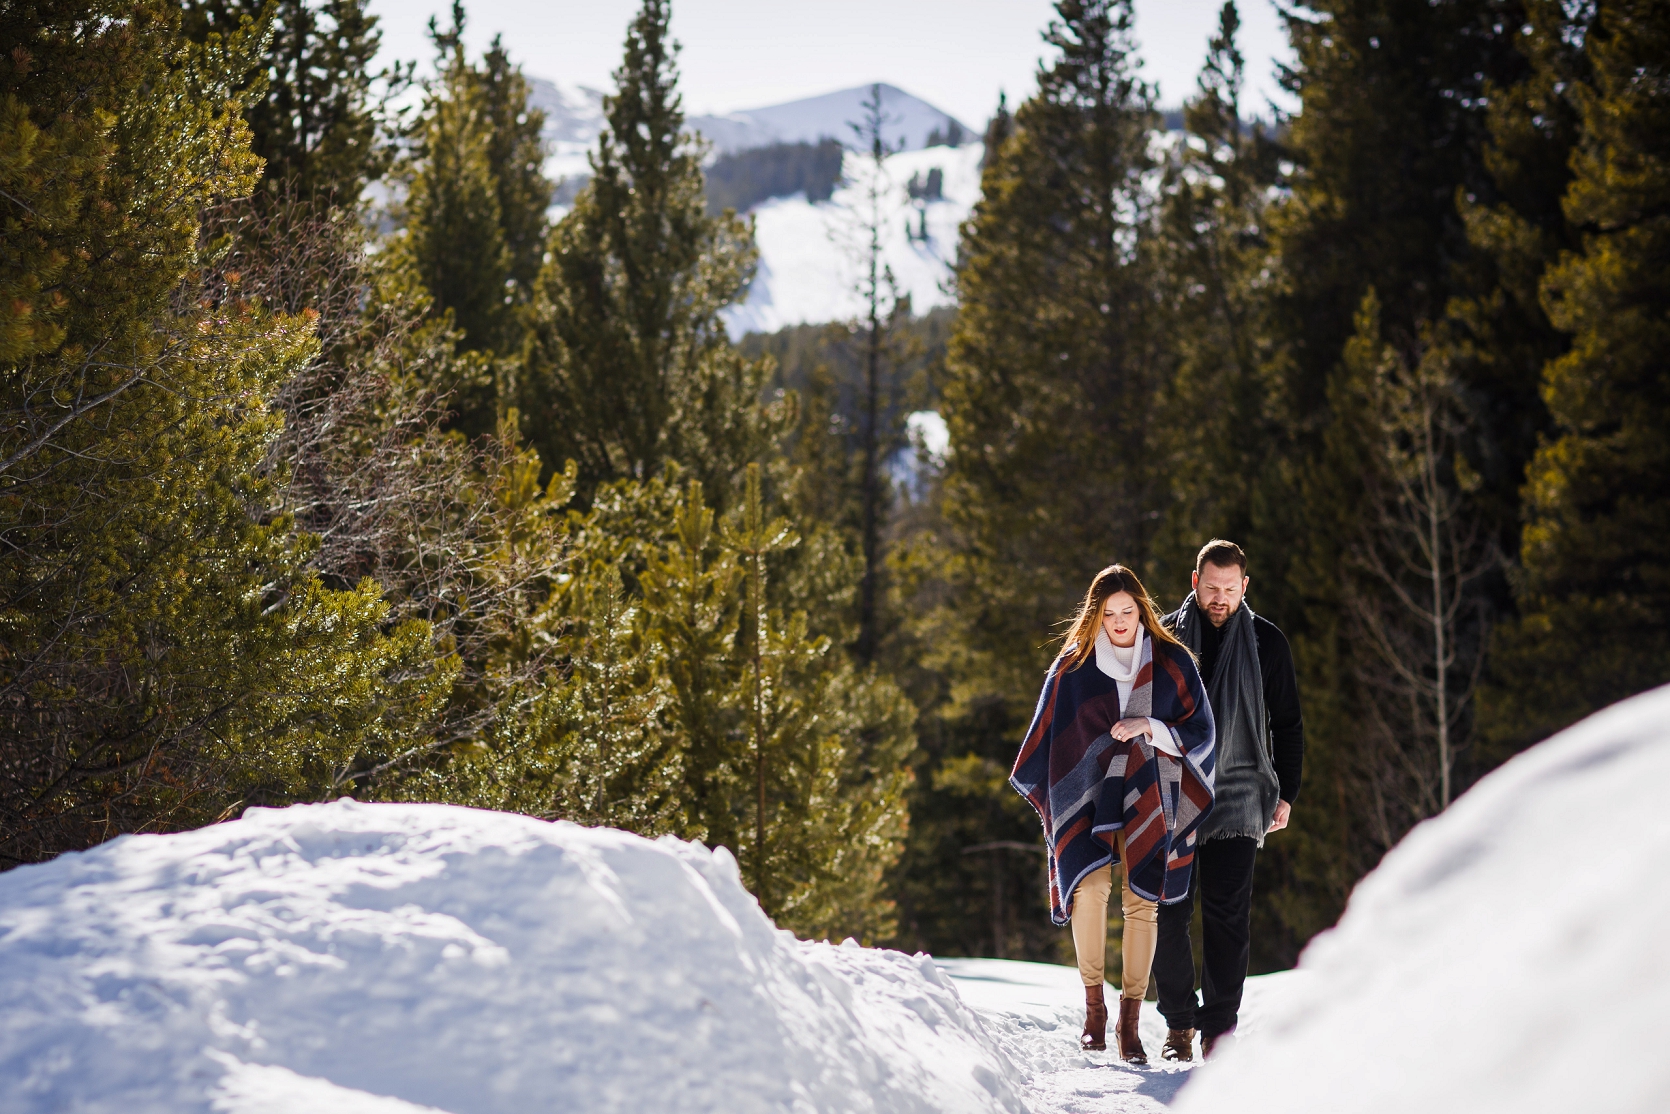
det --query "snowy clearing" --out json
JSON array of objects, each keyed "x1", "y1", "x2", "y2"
[
  {"x1": 1174, "y1": 683, "x2": 1670, "y2": 1114},
  {"x1": 0, "y1": 802, "x2": 1026, "y2": 1114}
]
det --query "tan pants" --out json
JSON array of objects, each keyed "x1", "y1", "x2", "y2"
[{"x1": 1070, "y1": 831, "x2": 1158, "y2": 1000}]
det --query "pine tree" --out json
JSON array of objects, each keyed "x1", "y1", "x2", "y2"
[
  {"x1": 639, "y1": 478, "x2": 746, "y2": 847},
  {"x1": 0, "y1": 1, "x2": 449, "y2": 865},
  {"x1": 182, "y1": 0, "x2": 400, "y2": 203},
  {"x1": 939, "y1": 0, "x2": 1162, "y2": 705},
  {"x1": 520, "y1": 0, "x2": 777, "y2": 503},
  {"x1": 477, "y1": 35, "x2": 551, "y2": 302},
  {"x1": 1484, "y1": 0, "x2": 1670, "y2": 746},
  {"x1": 1155, "y1": 1, "x2": 1281, "y2": 566},
  {"x1": 404, "y1": 5, "x2": 513, "y2": 361},
  {"x1": 1243, "y1": 0, "x2": 1534, "y2": 961}
]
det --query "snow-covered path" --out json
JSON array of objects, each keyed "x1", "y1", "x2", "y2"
[{"x1": 938, "y1": 959, "x2": 1308, "y2": 1114}]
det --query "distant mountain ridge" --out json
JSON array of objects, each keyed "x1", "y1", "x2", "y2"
[
  {"x1": 525, "y1": 78, "x2": 971, "y2": 178},
  {"x1": 687, "y1": 84, "x2": 970, "y2": 154}
]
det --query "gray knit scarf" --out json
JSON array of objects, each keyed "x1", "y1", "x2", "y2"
[{"x1": 1172, "y1": 593, "x2": 1281, "y2": 845}]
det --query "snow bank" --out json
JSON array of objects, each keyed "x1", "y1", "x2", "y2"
[
  {"x1": 1174, "y1": 685, "x2": 1670, "y2": 1114},
  {"x1": 0, "y1": 801, "x2": 1026, "y2": 1114}
]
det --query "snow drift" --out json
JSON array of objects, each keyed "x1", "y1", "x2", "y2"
[
  {"x1": 0, "y1": 801, "x2": 1027, "y2": 1114},
  {"x1": 1174, "y1": 684, "x2": 1670, "y2": 1114}
]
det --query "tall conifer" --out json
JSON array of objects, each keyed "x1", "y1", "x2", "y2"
[
  {"x1": 940, "y1": 0, "x2": 1161, "y2": 703},
  {"x1": 477, "y1": 36, "x2": 551, "y2": 302},
  {"x1": 404, "y1": 5, "x2": 513, "y2": 360},
  {"x1": 183, "y1": 0, "x2": 397, "y2": 203},
  {"x1": 1485, "y1": 0, "x2": 1670, "y2": 746},
  {"x1": 1156, "y1": 2, "x2": 1280, "y2": 564},
  {"x1": 520, "y1": 0, "x2": 775, "y2": 502},
  {"x1": 0, "y1": 1, "x2": 448, "y2": 864}
]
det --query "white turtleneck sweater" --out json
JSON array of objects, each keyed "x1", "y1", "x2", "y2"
[{"x1": 1094, "y1": 628, "x2": 1182, "y2": 758}]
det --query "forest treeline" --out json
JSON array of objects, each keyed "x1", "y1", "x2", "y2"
[{"x1": 3, "y1": 0, "x2": 1666, "y2": 966}]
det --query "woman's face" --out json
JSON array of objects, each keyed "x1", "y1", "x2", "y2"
[{"x1": 1101, "y1": 591, "x2": 1141, "y2": 648}]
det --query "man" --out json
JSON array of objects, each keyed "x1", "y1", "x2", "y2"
[{"x1": 1154, "y1": 539, "x2": 1303, "y2": 1061}]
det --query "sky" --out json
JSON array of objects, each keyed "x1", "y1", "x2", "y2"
[{"x1": 367, "y1": 0, "x2": 1298, "y2": 127}]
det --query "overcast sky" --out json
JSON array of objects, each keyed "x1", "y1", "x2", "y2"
[{"x1": 366, "y1": 0, "x2": 1297, "y2": 127}]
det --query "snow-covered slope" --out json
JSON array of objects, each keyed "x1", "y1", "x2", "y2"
[
  {"x1": 526, "y1": 76, "x2": 605, "y2": 185},
  {"x1": 690, "y1": 84, "x2": 970, "y2": 155},
  {"x1": 526, "y1": 78, "x2": 970, "y2": 188},
  {"x1": 727, "y1": 141, "x2": 983, "y2": 336},
  {"x1": 1174, "y1": 684, "x2": 1670, "y2": 1114},
  {"x1": 0, "y1": 801, "x2": 1027, "y2": 1114},
  {"x1": 520, "y1": 78, "x2": 981, "y2": 328}
]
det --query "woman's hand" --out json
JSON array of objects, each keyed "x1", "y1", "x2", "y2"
[{"x1": 1110, "y1": 718, "x2": 1151, "y2": 742}]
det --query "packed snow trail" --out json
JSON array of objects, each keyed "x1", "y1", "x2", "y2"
[
  {"x1": 938, "y1": 960, "x2": 1314, "y2": 1114},
  {"x1": 0, "y1": 802, "x2": 1027, "y2": 1114}
]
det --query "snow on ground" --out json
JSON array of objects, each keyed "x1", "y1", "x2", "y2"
[
  {"x1": 0, "y1": 801, "x2": 1027, "y2": 1114},
  {"x1": 38, "y1": 672, "x2": 1655, "y2": 1114},
  {"x1": 938, "y1": 959, "x2": 1309, "y2": 1114},
  {"x1": 725, "y1": 142, "x2": 984, "y2": 336},
  {"x1": 1174, "y1": 684, "x2": 1670, "y2": 1114}
]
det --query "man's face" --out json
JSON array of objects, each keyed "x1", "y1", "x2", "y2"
[{"x1": 1192, "y1": 562, "x2": 1248, "y2": 628}]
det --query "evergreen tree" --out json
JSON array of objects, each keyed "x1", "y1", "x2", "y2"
[
  {"x1": 404, "y1": 5, "x2": 513, "y2": 361},
  {"x1": 183, "y1": 0, "x2": 400, "y2": 203},
  {"x1": 1155, "y1": 1, "x2": 1281, "y2": 565},
  {"x1": 477, "y1": 34, "x2": 552, "y2": 303},
  {"x1": 0, "y1": 1, "x2": 448, "y2": 865},
  {"x1": 888, "y1": 0, "x2": 1164, "y2": 963},
  {"x1": 1484, "y1": 0, "x2": 1670, "y2": 746},
  {"x1": 939, "y1": 0, "x2": 1162, "y2": 706},
  {"x1": 1244, "y1": 0, "x2": 1534, "y2": 961},
  {"x1": 520, "y1": 0, "x2": 777, "y2": 503}
]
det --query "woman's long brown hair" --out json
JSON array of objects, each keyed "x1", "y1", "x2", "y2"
[{"x1": 1057, "y1": 564, "x2": 1194, "y2": 671}]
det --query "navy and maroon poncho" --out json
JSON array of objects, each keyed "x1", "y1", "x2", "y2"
[{"x1": 1011, "y1": 632, "x2": 1217, "y2": 924}]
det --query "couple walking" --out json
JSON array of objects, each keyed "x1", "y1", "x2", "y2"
[{"x1": 1010, "y1": 540, "x2": 1304, "y2": 1063}]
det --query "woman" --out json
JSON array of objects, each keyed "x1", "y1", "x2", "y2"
[{"x1": 1010, "y1": 565, "x2": 1216, "y2": 1062}]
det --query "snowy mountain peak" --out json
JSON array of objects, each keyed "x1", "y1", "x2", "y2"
[{"x1": 526, "y1": 77, "x2": 970, "y2": 161}]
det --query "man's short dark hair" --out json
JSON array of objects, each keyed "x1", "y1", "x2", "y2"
[{"x1": 1196, "y1": 538, "x2": 1247, "y2": 575}]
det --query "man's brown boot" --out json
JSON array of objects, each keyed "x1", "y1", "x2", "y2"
[
  {"x1": 1115, "y1": 996, "x2": 1148, "y2": 1064},
  {"x1": 1201, "y1": 1027, "x2": 1234, "y2": 1060},
  {"x1": 1080, "y1": 984, "x2": 1108, "y2": 1051},
  {"x1": 1162, "y1": 1028, "x2": 1195, "y2": 1062}
]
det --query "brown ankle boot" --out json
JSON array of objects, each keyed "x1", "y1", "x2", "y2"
[
  {"x1": 1115, "y1": 996, "x2": 1148, "y2": 1064},
  {"x1": 1162, "y1": 1027, "x2": 1195, "y2": 1062},
  {"x1": 1080, "y1": 984, "x2": 1108, "y2": 1051},
  {"x1": 1202, "y1": 1027, "x2": 1234, "y2": 1060}
]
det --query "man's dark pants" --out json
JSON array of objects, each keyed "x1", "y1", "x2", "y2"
[{"x1": 1154, "y1": 835, "x2": 1259, "y2": 1037}]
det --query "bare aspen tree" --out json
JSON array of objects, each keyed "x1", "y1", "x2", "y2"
[{"x1": 1338, "y1": 294, "x2": 1499, "y2": 832}]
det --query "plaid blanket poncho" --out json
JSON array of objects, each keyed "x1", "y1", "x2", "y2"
[{"x1": 1011, "y1": 632, "x2": 1217, "y2": 923}]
